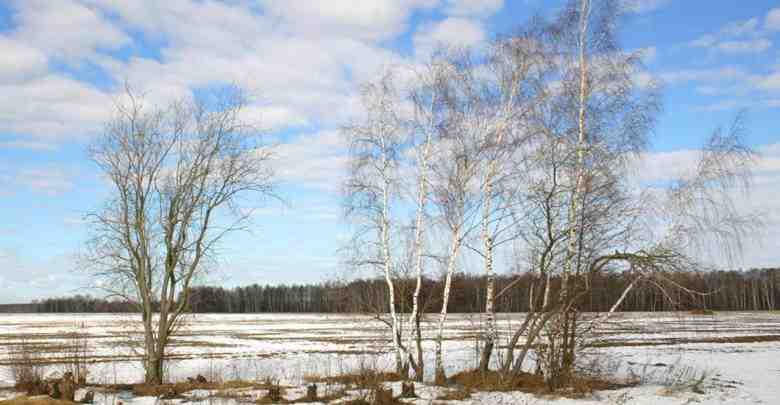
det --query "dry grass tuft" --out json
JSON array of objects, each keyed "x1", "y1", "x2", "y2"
[
  {"x1": 304, "y1": 370, "x2": 402, "y2": 390},
  {"x1": 0, "y1": 396, "x2": 76, "y2": 405},
  {"x1": 445, "y1": 369, "x2": 635, "y2": 398},
  {"x1": 97, "y1": 380, "x2": 263, "y2": 398}
]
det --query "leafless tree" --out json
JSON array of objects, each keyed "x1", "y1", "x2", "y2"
[
  {"x1": 404, "y1": 60, "x2": 450, "y2": 382},
  {"x1": 472, "y1": 30, "x2": 551, "y2": 374},
  {"x1": 496, "y1": 0, "x2": 757, "y2": 390},
  {"x1": 423, "y1": 54, "x2": 486, "y2": 383},
  {"x1": 85, "y1": 86, "x2": 274, "y2": 384},
  {"x1": 341, "y1": 0, "x2": 758, "y2": 389},
  {"x1": 342, "y1": 71, "x2": 413, "y2": 376}
]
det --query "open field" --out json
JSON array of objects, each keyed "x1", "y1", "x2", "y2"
[{"x1": 1, "y1": 312, "x2": 779, "y2": 403}]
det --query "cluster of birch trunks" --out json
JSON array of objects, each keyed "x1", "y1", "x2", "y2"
[{"x1": 341, "y1": 0, "x2": 758, "y2": 389}]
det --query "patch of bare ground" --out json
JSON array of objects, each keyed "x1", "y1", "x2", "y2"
[{"x1": 442, "y1": 369, "x2": 636, "y2": 399}]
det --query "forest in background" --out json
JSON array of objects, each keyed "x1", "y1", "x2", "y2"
[{"x1": 2, "y1": 267, "x2": 777, "y2": 314}]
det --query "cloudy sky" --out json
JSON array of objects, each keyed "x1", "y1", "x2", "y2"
[{"x1": 1, "y1": 0, "x2": 779, "y2": 303}]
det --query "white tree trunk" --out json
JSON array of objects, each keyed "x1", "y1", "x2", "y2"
[
  {"x1": 408, "y1": 130, "x2": 432, "y2": 379},
  {"x1": 435, "y1": 232, "x2": 462, "y2": 382},
  {"x1": 479, "y1": 179, "x2": 497, "y2": 372},
  {"x1": 380, "y1": 156, "x2": 407, "y2": 375}
]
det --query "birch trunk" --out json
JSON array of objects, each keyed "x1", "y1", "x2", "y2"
[
  {"x1": 478, "y1": 188, "x2": 497, "y2": 372},
  {"x1": 380, "y1": 161, "x2": 407, "y2": 376},
  {"x1": 435, "y1": 232, "x2": 462, "y2": 384},
  {"x1": 408, "y1": 129, "x2": 432, "y2": 381},
  {"x1": 553, "y1": 0, "x2": 591, "y2": 385}
]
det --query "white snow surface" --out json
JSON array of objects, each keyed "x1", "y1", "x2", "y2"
[{"x1": 0, "y1": 311, "x2": 778, "y2": 404}]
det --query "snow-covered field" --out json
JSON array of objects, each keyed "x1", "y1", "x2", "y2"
[{"x1": 1, "y1": 312, "x2": 779, "y2": 404}]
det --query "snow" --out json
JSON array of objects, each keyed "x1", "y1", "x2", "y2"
[{"x1": 0, "y1": 312, "x2": 778, "y2": 403}]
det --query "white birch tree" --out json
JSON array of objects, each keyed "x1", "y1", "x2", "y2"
[{"x1": 343, "y1": 71, "x2": 411, "y2": 376}]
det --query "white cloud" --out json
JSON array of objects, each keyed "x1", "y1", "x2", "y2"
[
  {"x1": 84, "y1": 0, "x2": 413, "y2": 130},
  {"x1": 621, "y1": 0, "x2": 670, "y2": 13},
  {"x1": 634, "y1": 149, "x2": 699, "y2": 184},
  {"x1": 688, "y1": 34, "x2": 716, "y2": 49},
  {"x1": 240, "y1": 105, "x2": 310, "y2": 132},
  {"x1": 685, "y1": 8, "x2": 779, "y2": 56},
  {"x1": 0, "y1": 165, "x2": 77, "y2": 196},
  {"x1": 755, "y1": 69, "x2": 780, "y2": 91},
  {"x1": 259, "y1": 0, "x2": 438, "y2": 41},
  {"x1": 413, "y1": 17, "x2": 486, "y2": 58},
  {"x1": 632, "y1": 70, "x2": 656, "y2": 90},
  {"x1": 9, "y1": 0, "x2": 130, "y2": 61},
  {"x1": 443, "y1": 0, "x2": 504, "y2": 18},
  {"x1": 274, "y1": 131, "x2": 349, "y2": 191},
  {"x1": 716, "y1": 38, "x2": 772, "y2": 54},
  {"x1": 0, "y1": 37, "x2": 48, "y2": 82},
  {"x1": 689, "y1": 36, "x2": 772, "y2": 54},
  {"x1": 0, "y1": 250, "x2": 84, "y2": 304},
  {"x1": 765, "y1": 7, "x2": 780, "y2": 31},
  {"x1": 0, "y1": 75, "x2": 112, "y2": 141},
  {"x1": 0, "y1": 0, "x2": 427, "y2": 146},
  {"x1": 693, "y1": 99, "x2": 751, "y2": 112},
  {"x1": 640, "y1": 46, "x2": 657, "y2": 63},
  {"x1": 635, "y1": 142, "x2": 780, "y2": 268},
  {"x1": 660, "y1": 67, "x2": 748, "y2": 85},
  {"x1": 637, "y1": 143, "x2": 780, "y2": 184},
  {"x1": 722, "y1": 17, "x2": 760, "y2": 37},
  {"x1": 0, "y1": 141, "x2": 58, "y2": 151}
]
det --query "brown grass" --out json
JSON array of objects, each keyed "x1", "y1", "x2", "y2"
[
  {"x1": 0, "y1": 396, "x2": 76, "y2": 405},
  {"x1": 445, "y1": 369, "x2": 635, "y2": 398},
  {"x1": 435, "y1": 386, "x2": 472, "y2": 401},
  {"x1": 304, "y1": 371, "x2": 403, "y2": 389},
  {"x1": 448, "y1": 369, "x2": 546, "y2": 393},
  {"x1": 97, "y1": 380, "x2": 267, "y2": 398}
]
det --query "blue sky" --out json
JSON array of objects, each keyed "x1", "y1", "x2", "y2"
[{"x1": 1, "y1": 0, "x2": 779, "y2": 303}]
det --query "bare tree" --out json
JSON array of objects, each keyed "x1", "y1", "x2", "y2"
[
  {"x1": 473, "y1": 31, "x2": 549, "y2": 374},
  {"x1": 425, "y1": 55, "x2": 485, "y2": 382},
  {"x1": 496, "y1": 0, "x2": 757, "y2": 390},
  {"x1": 85, "y1": 86, "x2": 274, "y2": 384},
  {"x1": 405, "y1": 60, "x2": 449, "y2": 382},
  {"x1": 343, "y1": 71, "x2": 412, "y2": 376}
]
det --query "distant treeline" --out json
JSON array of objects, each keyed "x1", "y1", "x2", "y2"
[{"x1": 1, "y1": 268, "x2": 777, "y2": 314}]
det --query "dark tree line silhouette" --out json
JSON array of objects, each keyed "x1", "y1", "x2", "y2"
[{"x1": 1, "y1": 268, "x2": 777, "y2": 314}]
